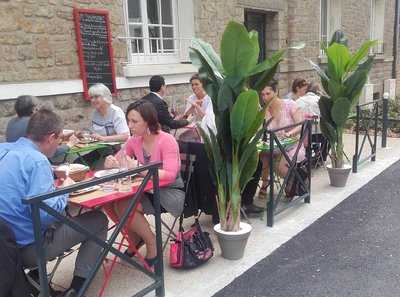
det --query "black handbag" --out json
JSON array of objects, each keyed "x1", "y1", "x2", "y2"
[{"x1": 169, "y1": 218, "x2": 214, "y2": 269}]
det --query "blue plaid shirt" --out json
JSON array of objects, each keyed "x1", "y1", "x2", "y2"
[{"x1": 0, "y1": 137, "x2": 67, "y2": 246}]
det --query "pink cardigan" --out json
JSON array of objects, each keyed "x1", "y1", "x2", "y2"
[{"x1": 124, "y1": 131, "x2": 180, "y2": 184}]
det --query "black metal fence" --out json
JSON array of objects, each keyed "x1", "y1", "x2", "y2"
[
  {"x1": 352, "y1": 100, "x2": 380, "y2": 173},
  {"x1": 266, "y1": 120, "x2": 312, "y2": 227},
  {"x1": 23, "y1": 162, "x2": 165, "y2": 297}
]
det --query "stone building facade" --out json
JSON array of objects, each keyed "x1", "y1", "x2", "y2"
[{"x1": 0, "y1": 0, "x2": 397, "y2": 139}]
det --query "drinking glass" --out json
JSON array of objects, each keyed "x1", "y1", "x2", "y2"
[{"x1": 117, "y1": 151, "x2": 131, "y2": 192}]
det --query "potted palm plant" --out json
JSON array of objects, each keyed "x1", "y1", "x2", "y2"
[
  {"x1": 190, "y1": 21, "x2": 284, "y2": 259},
  {"x1": 310, "y1": 31, "x2": 376, "y2": 187}
]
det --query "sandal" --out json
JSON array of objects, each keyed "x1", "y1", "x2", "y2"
[{"x1": 123, "y1": 239, "x2": 145, "y2": 258}]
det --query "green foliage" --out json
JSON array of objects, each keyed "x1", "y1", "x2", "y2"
[
  {"x1": 311, "y1": 31, "x2": 376, "y2": 168},
  {"x1": 190, "y1": 21, "x2": 283, "y2": 231}
]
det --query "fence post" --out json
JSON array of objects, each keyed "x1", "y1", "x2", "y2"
[
  {"x1": 352, "y1": 105, "x2": 360, "y2": 173},
  {"x1": 372, "y1": 101, "x2": 378, "y2": 161},
  {"x1": 382, "y1": 92, "x2": 389, "y2": 148},
  {"x1": 267, "y1": 131, "x2": 274, "y2": 227}
]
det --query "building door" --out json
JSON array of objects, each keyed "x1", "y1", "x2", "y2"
[{"x1": 244, "y1": 10, "x2": 266, "y2": 62}]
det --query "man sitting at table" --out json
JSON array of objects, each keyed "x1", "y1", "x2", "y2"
[
  {"x1": 0, "y1": 108, "x2": 108, "y2": 297},
  {"x1": 142, "y1": 75, "x2": 189, "y2": 133}
]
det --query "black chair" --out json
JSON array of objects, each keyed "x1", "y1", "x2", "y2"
[
  {"x1": 149, "y1": 147, "x2": 197, "y2": 251},
  {"x1": 0, "y1": 219, "x2": 34, "y2": 296}
]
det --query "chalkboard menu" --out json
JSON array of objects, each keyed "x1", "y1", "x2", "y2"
[{"x1": 73, "y1": 8, "x2": 117, "y2": 100}]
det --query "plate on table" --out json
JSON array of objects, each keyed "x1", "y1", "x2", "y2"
[
  {"x1": 78, "y1": 138, "x2": 97, "y2": 144},
  {"x1": 70, "y1": 185, "x2": 101, "y2": 196},
  {"x1": 94, "y1": 169, "x2": 120, "y2": 178}
]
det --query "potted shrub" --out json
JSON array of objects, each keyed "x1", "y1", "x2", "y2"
[
  {"x1": 190, "y1": 21, "x2": 284, "y2": 259},
  {"x1": 310, "y1": 31, "x2": 376, "y2": 186}
]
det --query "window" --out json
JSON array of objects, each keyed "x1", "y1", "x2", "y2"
[
  {"x1": 125, "y1": 0, "x2": 179, "y2": 64},
  {"x1": 320, "y1": 0, "x2": 342, "y2": 54},
  {"x1": 371, "y1": 0, "x2": 385, "y2": 54}
]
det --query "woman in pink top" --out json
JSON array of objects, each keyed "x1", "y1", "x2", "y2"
[
  {"x1": 104, "y1": 100, "x2": 184, "y2": 266},
  {"x1": 259, "y1": 82, "x2": 305, "y2": 198}
]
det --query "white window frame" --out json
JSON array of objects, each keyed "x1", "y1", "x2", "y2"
[
  {"x1": 320, "y1": 0, "x2": 342, "y2": 56},
  {"x1": 370, "y1": 0, "x2": 385, "y2": 54},
  {"x1": 123, "y1": 0, "x2": 180, "y2": 65}
]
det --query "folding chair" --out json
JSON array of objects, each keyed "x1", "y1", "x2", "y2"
[
  {"x1": 310, "y1": 116, "x2": 329, "y2": 168},
  {"x1": 158, "y1": 148, "x2": 197, "y2": 251},
  {"x1": 25, "y1": 249, "x2": 76, "y2": 294}
]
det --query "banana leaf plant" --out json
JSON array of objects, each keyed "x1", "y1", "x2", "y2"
[
  {"x1": 189, "y1": 21, "x2": 284, "y2": 232},
  {"x1": 310, "y1": 31, "x2": 377, "y2": 168}
]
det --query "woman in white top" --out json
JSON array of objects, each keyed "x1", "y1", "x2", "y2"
[
  {"x1": 182, "y1": 74, "x2": 213, "y2": 122},
  {"x1": 88, "y1": 83, "x2": 130, "y2": 142}
]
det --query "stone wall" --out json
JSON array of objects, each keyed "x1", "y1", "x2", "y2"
[
  {"x1": 0, "y1": 83, "x2": 192, "y2": 141},
  {"x1": 0, "y1": 0, "x2": 127, "y2": 83}
]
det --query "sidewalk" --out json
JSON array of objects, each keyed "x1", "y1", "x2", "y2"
[{"x1": 53, "y1": 134, "x2": 400, "y2": 297}]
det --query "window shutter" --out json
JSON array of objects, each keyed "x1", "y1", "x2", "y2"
[{"x1": 177, "y1": 0, "x2": 195, "y2": 62}]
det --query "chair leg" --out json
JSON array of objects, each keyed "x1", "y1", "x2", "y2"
[
  {"x1": 240, "y1": 207, "x2": 251, "y2": 224},
  {"x1": 161, "y1": 217, "x2": 178, "y2": 251}
]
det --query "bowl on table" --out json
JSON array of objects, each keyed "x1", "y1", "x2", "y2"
[{"x1": 53, "y1": 163, "x2": 90, "y2": 182}]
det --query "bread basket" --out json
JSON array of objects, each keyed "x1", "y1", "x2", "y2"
[{"x1": 54, "y1": 164, "x2": 89, "y2": 182}]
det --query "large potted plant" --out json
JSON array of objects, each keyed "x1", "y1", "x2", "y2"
[
  {"x1": 310, "y1": 31, "x2": 376, "y2": 187},
  {"x1": 190, "y1": 21, "x2": 284, "y2": 259}
]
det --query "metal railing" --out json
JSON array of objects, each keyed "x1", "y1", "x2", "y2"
[
  {"x1": 266, "y1": 120, "x2": 312, "y2": 227},
  {"x1": 352, "y1": 100, "x2": 380, "y2": 173},
  {"x1": 23, "y1": 162, "x2": 165, "y2": 297},
  {"x1": 118, "y1": 36, "x2": 193, "y2": 65}
]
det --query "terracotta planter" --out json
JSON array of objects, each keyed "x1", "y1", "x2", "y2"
[
  {"x1": 213, "y1": 222, "x2": 252, "y2": 260},
  {"x1": 326, "y1": 164, "x2": 351, "y2": 187}
]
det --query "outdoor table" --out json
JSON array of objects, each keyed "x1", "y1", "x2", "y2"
[
  {"x1": 64, "y1": 141, "x2": 122, "y2": 167},
  {"x1": 24, "y1": 163, "x2": 166, "y2": 297},
  {"x1": 69, "y1": 174, "x2": 170, "y2": 297},
  {"x1": 257, "y1": 137, "x2": 297, "y2": 154}
]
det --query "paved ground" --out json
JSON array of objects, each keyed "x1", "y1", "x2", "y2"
[{"x1": 213, "y1": 160, "x2": 400, "y2": 297}]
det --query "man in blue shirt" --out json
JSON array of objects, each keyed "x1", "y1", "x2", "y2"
[{"x1": 0, "y1": 108, "x2": 108, "y2": 297}]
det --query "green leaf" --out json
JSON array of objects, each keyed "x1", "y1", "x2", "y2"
[
  {"x1": 248, "y1": 50, "x2": 285, "y2": 76},
  {"x1": 241, "y1": 108, "x2": 265, "y2": 151},
  {"x1": 191, "y1": 38, "x2": 224, "y2": 76},
  {"x1": 318, "y1": 96, "x2": 334, "y2": 125},
  {"x1": 239, "y1": 146, "x2": 259, "y2": 191},
  {"x1": 220, "y1": 21, "x2": 258, "y2": 77},
  {"x1": 344, "y1": 55, "x2": 375, "y2": 106},
  {"x1": 217, "y1": 81, "x2": 234, "y2": 112},
  {"x1": 253, "y1": 63, "x2": 279, "y2": 94},
  {"x1": 189, "y1": 48, "x2": 222, "y2": 88},
  {"x1": 320, "y1": 119, "x2": 337, "y2": 145},
  {"x1": 326, "y1": 43, "x2": 351, "y2": 82},
  {"x1": 331, "y1": 97, "x2": 351, "y2": 127},
  {"x1": 346, "y1": 40, "x2": 377, "y2": 73},
  {"x1": 239, "y1": 128, "x2": 264, "y2": 173},
  {"x1": 230, "y1": 90, "x2": 259, "y2": 146}
]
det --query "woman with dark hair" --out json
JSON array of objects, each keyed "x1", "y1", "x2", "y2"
[
  {"x1": 258, "y1": 81, "x2": 305, "y2": 199},
  {"x1": 284, "y1": 78, "x2": 309, "y2": 101},
  {"x1": 104, "y1": 100, "x2": 184, "y2": 267},
  {"x1": 182, "y1": 74, "x2": 213, "y2": 121}
]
